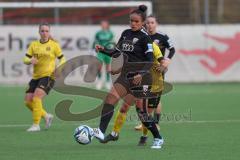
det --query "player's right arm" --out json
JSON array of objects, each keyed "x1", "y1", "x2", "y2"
[
  {"x1": 95, "y1": 30, "x2": 126, "y2": 57},
  {"x1": 23, "y1": 42, "x2": 38, "y2": 65},
  {"x1": 92, "y1": 31, "x2": 100, "y2": 49}
]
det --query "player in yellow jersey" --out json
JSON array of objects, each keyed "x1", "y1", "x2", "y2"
[{"x1": 23, "y1": 23, "x2": 66, "y2": 132}]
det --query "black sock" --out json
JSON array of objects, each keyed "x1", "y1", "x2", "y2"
[
  {"x1": 99, "y1": 103, "x2": 114, "y2": 134},
  {"x1": 154, "y1": 113, "x2": 161, "y2": 124},
  {"x1": 136, "y1": 107, "x2": 162, "y2": 139},
  {"x1": 143, "y1": 116, "x2": 162, "y2": 139}
]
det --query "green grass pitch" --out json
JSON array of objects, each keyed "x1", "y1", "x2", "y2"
[{"x1": 0, "y1": 83, "x2": 240, "y2": 160}]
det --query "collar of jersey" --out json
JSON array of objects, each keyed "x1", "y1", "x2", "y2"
[{"x1": 39, "y1": 39, "x2": 50, "y2": 44}]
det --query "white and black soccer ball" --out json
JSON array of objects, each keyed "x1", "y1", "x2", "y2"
[{"x1": 74, "y1": 125, "x2": 94, "y2": 145}]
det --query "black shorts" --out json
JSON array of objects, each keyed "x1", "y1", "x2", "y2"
[
  {"x1": 148, "y1": 93, "x2": 162, "y2": 108},
  {"x1": 26, "y1": 76, "x2": 55, "y2": 94},
  {"x1": 114, "y1": 73, "x2": 155, "y2": 99}
]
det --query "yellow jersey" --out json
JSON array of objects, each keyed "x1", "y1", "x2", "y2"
[
  {"x1": 27, "y1": 39, "x2": 63, "y2": 79},
  {"x1": 151, "y1": 42, "x2": 164, "y2": 93}
]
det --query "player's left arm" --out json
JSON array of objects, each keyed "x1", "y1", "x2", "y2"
[
  {"x1": 162, "y1": 35, "x2": 175, "y2": 68},
  {"x1": 153, "y1": 42, "x2": 167, "y2": 73},
  {"x1": 55, "y1": 42, "x2": 66, "y2": 66}
]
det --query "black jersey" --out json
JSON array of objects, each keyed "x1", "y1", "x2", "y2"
[
  {"x1": 150, "y1": 32, "x2": 174, "y2": 56},
  {"x1": 117, "y1": 29, "x2": 153, "y2": 63}
]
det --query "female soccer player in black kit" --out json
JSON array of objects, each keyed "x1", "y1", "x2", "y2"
[{"x1": 92, "y1": 5, "x2": 164, "y2": 149}]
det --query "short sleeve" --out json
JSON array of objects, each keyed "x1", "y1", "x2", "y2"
[
  {"x1": 27, "y1": 42, "x2": 34, "y2": 56},
  {"x1": 164, "y1": 35, "x2": 174, "y2": 49},
  {"x1": 54, "y1": 42, "x2": 63, "y2": 58}
]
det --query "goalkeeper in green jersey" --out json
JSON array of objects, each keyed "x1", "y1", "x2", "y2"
[{"x1": 93, "y1": 20, "x2": 114, "y2": 90}]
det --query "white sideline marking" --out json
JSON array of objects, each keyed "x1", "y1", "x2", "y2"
[{"x1": 0, "y1": 119, "x2": 240, "y2": 128}]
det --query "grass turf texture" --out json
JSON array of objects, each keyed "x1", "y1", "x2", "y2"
[{"x1": 0, "y1": 83, "x2": 240, "y2": 160}]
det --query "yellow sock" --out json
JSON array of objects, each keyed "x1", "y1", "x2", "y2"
[
  {"x1": 32, "y1": 97, "x2": 45, "y2": 125},
  {"x1": 25, "y1": 100, "x2": 47, "y2": 118},
  {"x1": 25, "y1": 101, "x2": 33, "y2": 111},
  {"x1": 113, "y1": 111, "x2": 127, "y2": 134},
  {"x1": 41, "y1": 108, "x2": 47, "y2": 118},
  {"x1": 142, "y1": 124, "x2": 148, "y2": 136}
]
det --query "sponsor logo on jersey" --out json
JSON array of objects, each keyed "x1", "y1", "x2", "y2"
[
  {"x1": 46, "y1": 46, "x2": 51, "y2": 51},
  {"x1": 120, "y1": 40, "x2": 134, "y2": 52},
  {"x1": 132, "y1": 38, "x2": 139, "y2": 44},
  {"x1": 122, "y1": 43, "x2": 134, "y2": 52}
]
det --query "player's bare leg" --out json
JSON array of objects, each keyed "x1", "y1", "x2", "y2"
[
  {"x1": 105, "y1": 64, "x2": 112, "y2": 90},
  {"x1": 96, "y1": 63, "x2": 103, "y2": 89}
]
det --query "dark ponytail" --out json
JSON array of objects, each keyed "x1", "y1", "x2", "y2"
[{"x1": 130, "y1": 5, "x2": 148, "y2": 21}]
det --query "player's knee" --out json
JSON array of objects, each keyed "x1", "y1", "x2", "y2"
[
  {"x1": 105, "y1": 93, "x2": 118, "y2": 105},
  {"x1": 120, "y1": 104, "x2": 129, "y2": 113},
  {"x1": 106, "y1": 66, "x2": 111, "y2": 73},
  {"x1": 33, "y1": 89, "x2": 45, "y2": 99},
  {"x1": 135, "y1": 100, "x2": 143, "y2": 109}
]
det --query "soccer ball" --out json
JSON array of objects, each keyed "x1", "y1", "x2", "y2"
[{"x1": 74, "y1": 125, "x2": 94, "y2": 145}]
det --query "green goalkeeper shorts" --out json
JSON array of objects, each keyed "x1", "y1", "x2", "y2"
[{"x1": 97, "y1": 52, "x2": 111, "y2": 64}]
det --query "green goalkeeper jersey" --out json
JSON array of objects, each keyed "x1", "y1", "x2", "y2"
[{"x1": 93, "y1": 29, "x2": 114, "y2": 48}]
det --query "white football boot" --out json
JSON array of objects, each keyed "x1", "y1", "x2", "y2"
[
  {"x1": 92, "y1": 128, "x2": 105, "y2": 141},
  {"x1": 134, "y1": 124, "x2": 143, "y2": 131},
  {"x1": 45, "y1": 113, "x2": 54, "y2": 129},
  {"x1": 151, "y1": 138, "x2": 164, "y2": 149},
  {"x1": 27, "y1": 124, "x2": 40, "y2": 132}
]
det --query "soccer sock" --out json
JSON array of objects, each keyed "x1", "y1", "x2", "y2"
[
  {"x1": 142, "y1": 124, "x2": 148, "y2": 136},
  {"x1": 154, "y1": 113, "x2": 161, "y2": 124},
  {"x1": 25, "y1": 101, "x2": 33, "y2": 111},
  {"x1": 136, "y1": 107, "x2": 162, "y2": 139},
  {"x1": 106, "y1": 72, "x2": 110, "y2": 82},
  {"x1": 25, "y1": 100, "x2": 47, "y2": 118},
  {"x1": 112, "y1": 111, "x2": 127, "y2": 135},
  {"x1": 98, "y1": 72, "x2": 102, "y2": 79},
  {"x1": 32, "y1": 97, "x2": 44, "y2": 125},
  {"x1": 41, "y1": 107, "x2": 47, "y2": 118},
  {"x1": 99, "y1": 103, "x2": 115, "y2": 134}
]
